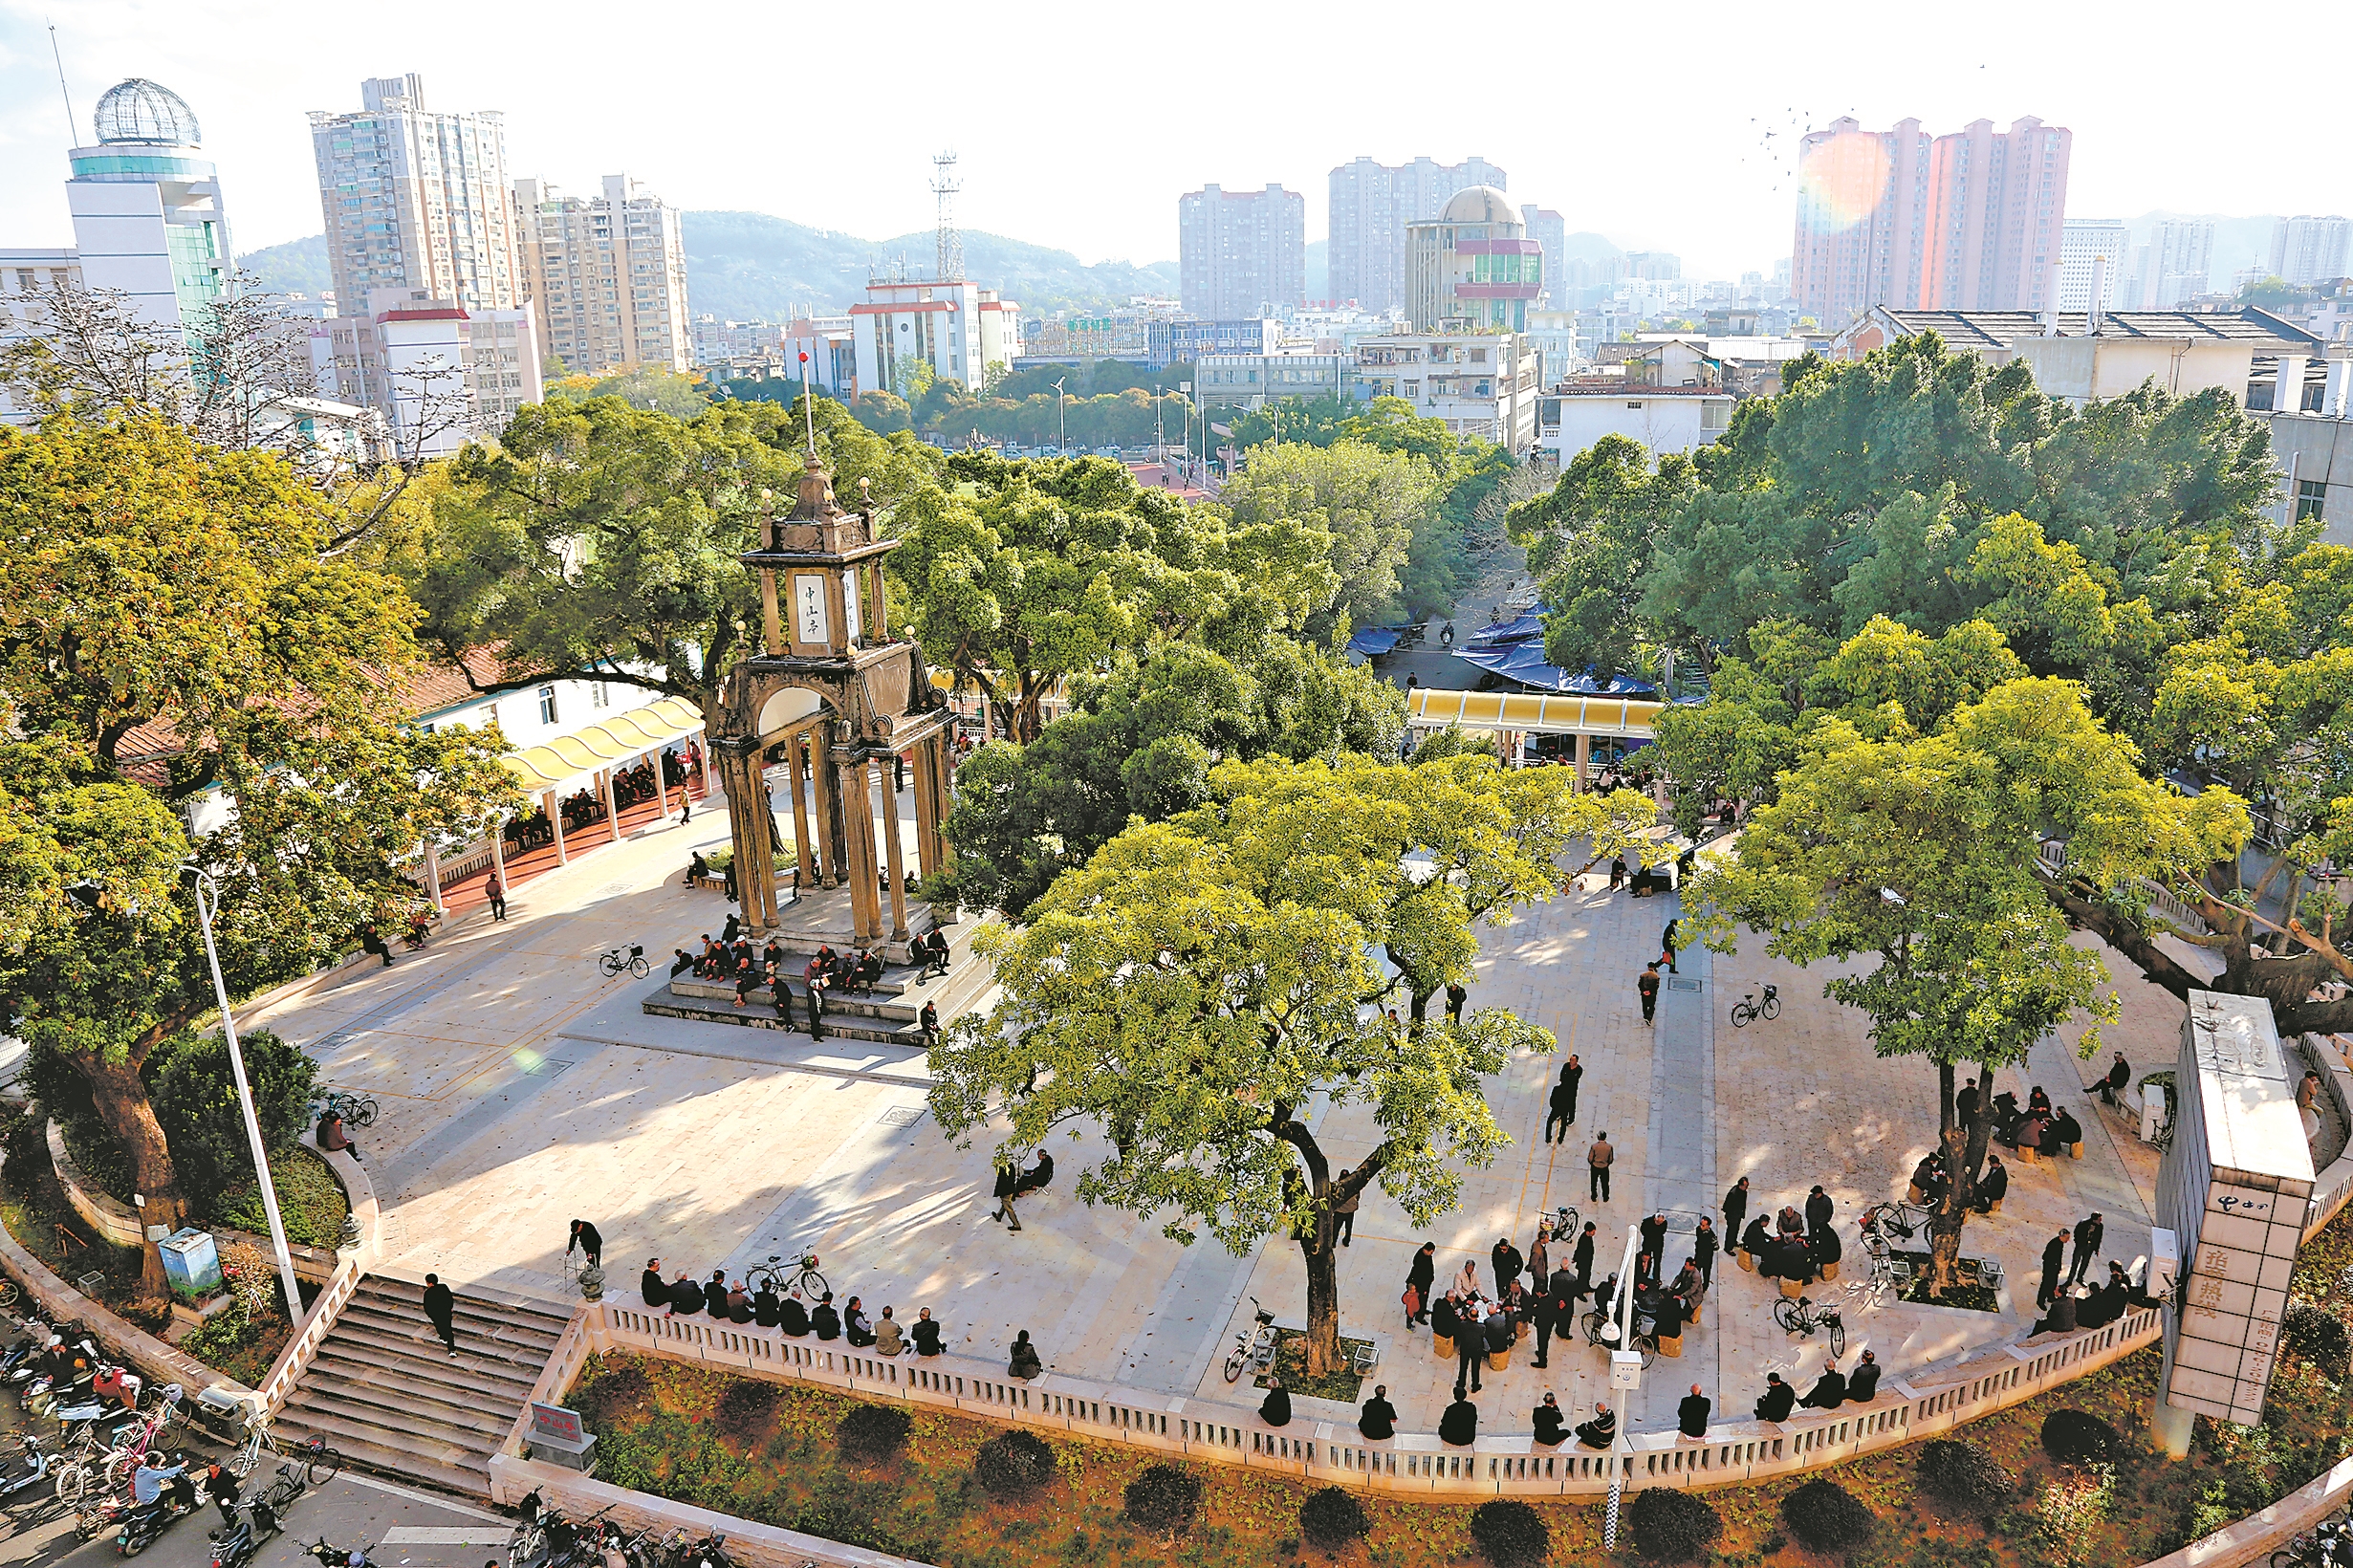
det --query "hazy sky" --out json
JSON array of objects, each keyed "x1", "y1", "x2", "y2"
[{"x1": 2, "y1": 0, "x2": 2347, "y2": 286}]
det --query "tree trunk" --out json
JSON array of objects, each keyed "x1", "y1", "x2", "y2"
[
  {"x1": 1299, "y1": 1219, "x2": 1343, "y2": 1378},
  {"x1": 79, "y1": 1053, "x2": 184, "y2": 1297}
]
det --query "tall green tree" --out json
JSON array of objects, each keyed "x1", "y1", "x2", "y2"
[
  {"x1": 0, "y1": 416, "x2": 516, "y2": 1290},
  {"x1": 929, "y1": 754, "x2": 1659, "y2": 1374},
  {"x1": 1215, "y1": 439, "x2": 1441, "y2": 627}
]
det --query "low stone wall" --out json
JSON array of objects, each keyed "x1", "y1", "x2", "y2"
[
  {"x1": 45, "y1": 1118, "x2": 143, "y2": 1249},
  {"x1": 487, "y1": 1454, "x2": 926, "y2": 1568}
]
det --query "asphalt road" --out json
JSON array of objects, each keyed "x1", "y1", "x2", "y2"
[{"x1": 0, "y1": 1398, "x2": 506, "y2": 1568}]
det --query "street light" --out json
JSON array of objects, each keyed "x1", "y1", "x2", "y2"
[
  {"x1": 1051, "y1": 376, "x2": 1068, "y2": 456},
  {"x1": 185, "y1": 863, "x2": 306, "y2": 1326}
]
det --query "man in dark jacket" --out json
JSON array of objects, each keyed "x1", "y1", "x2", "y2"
[
  {"x1": 568, "y1": 1219, "x2": 602, "y2": 1268},
  {"x1": 1358, "y1": 1384, "x2": 1397, "y2": 1440},
  {"x1": 1530, "y1": 1265, "x2": 1558, "y2": 1369},
  {"x1": 1545, "y1": 1078, "x2": 1575, "y2": 1144},
  {"x1": 1574, "y1": 1402, "x2": 1617, "y2": 1448},
  {"x1": 1406, "y1": 1242, "x2": 1437, "y2": 1326},
  {"x1": 640, "y1": 1259, "x2": 668, "y2": 1309},
  {"x1": 1799, "y1": 1361, "x2": 1847, "y2": 1410},
  {"x1": 1491, "y1": 1237, "x2": 1524, "y2": 1292},
  {"x1": 1804, "y1": 1186, "x2": 1834, "y2": 1237},
  {"x1": 1640, "y1": 1211, "x2": 1668, "y2": 1259},
  {"x1": 1258, "y1": 1381, "x2": 1294, "y2": 1428},
  {"x1": 2100, "y1": 1052, "x2": 2133, "y2": 1107},
  {"x1": 1972, "y1": 1155, "x2": 2009, "y2": 1213},
  {"x1": 423, "y1": 1274, "x2": 458, "y2": 1355},
  {"x1": 666, "y1": 1271, "x2": 702, "y2": 1317},
  {"x1": 2039, "y1": 1228, "x2": 2069, "y2": 1308},
  {"x1": 990, "y1": 1161, "x2": 1024, "y2": 1231},
  {"x1": 2070, "y1": 1212, "x2": 2104, "y2": 1286},
  {"x1": 911, "y1": 1307, "x2": 943, "y2": 1355},
  {"x1": 811, "y1": 1293, "x2": 841, "y2": 1340},
  {"x1": 804, "y1": 980, "x2": 827, "y2": 1040},
  {"x1": 1723, "y1": 1176, "x2": 1751, "y2": 1248},
  {"x1": 1677, "y1": 1384, "x2": 1711, "y2": 1439},
  {"x1": 1439, "y1": 1395, "x2": 1478, "y2": 1447},
  {"x1": 1693, "y1": 1216, "x2": 1719, "y2": 1286},
  {"x1": 1533, "y1": 1394, "x2": 1567, "y2": 1445},
  {"x1": 779, "y1": 1292, "x2": 811, "y2": 1336},
  {"x1": 1638, "y1": 962, "x2": 1662, "y2": 1024},
  {"x1": 1754, "y1": 1374, "x2": 1797, "y2": 1422},
  {"x1": 704, "y1": 1269, "x2": 730, "y2": 1317},
  {"x1": 752, "y1": 1285, "x2": 782, "y2": 1328},
  {"x1": 1558, "y1": 1056, "x2": 1583, "y2": 1126},
  {"x1": 1445, "y1": 981, "x2": 1468, "y2": 1024},
  {"x1": 1846, "y1": 1350, "x2": 1883, "y2": 1403}
]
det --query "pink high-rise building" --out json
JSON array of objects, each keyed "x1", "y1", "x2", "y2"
[{"x1": 1791, "y1": 116, "x2": 2071, "y2": 328}]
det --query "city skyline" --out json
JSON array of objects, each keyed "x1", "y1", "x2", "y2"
[{"x1": 2, "y1": 0, "x2": 2348, "y2": 289}]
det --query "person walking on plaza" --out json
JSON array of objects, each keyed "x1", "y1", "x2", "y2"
[
  {"x1": 1537, "y1": 1263, "x2": 1573, "y2": 1368},
  {"x1": 1558, "y1": 1055, "x2": 1582, "y2": 1127},
  {"x1": 486, "y1": 876, "x2": 507, "y2": 922},
  {"x1": 1661, "y1": 918, "x2": 1680, "y2": 974},
  {"x1": 1572, "y1": 1222, "x2": 1598, "y2": 1301},
  {"x1": 567, "y1": 1219, "x2": 602, "y2": 1269},
  {"x1": 1588, "y1": 1131, "x2": 1614, "y2": 1203},
  {"x1": 1446, "y1": 980, "x2": 1468, "y2": 1025},
  {"x1": 1678, "y1": 1383, "x2": 1711, "y2": 1439},
  {"x1": 1545, "y1": 1076, "x2": 1575, "y2": 1144},
  {"x1": 1694, "y1": 1216, "x2": 1719, "y2": 1286},
  {"x1": 2038, "y1": 1228, "x2": 2069, "y2": 1310},
  {"x1": 1722, "y1": 1176, "x2": 1750, "y2": 1252},
  {"x1": 422, "y1": 1273, "x2": 458, "y2": 1357},
  {"x1": 2070, "y1": 1213, "x2": 2104, "y2": 1287},
  {"x1": 1638, "y1": 962, "x2": 1662, "y2": 1025},
  {"x1": 1332, "y1": 1170, "x2": 1360, "y2": 1246},
  {"x1": 989, "y1": 1159, "x2": 1023, "y2": 1231},
  {"x1": 1406, "y1": 1243, "x2": 1436, "y2": 1327}
]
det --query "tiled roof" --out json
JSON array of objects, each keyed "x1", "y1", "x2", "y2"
[{"x1": 1876, "y1": 307, "x2": 2319, "y2": 352}]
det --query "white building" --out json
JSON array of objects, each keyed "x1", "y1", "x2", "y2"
[
  {"x1": 2059, "y1": 219, "x2": 2128, "y2": 312},
  {"x1": 2274, "y1": 217, "x2": 2352, "y2": 288},
  {"x1": 1536, "y1": 386, "x2": 1734, "y2": 466},
  {"x1": 2131, "y1": 219, "x2": 2215, "y2": 310},
  {"x1": 1353, "y1": 329, "x2": 1537, "y2": 450},
  {"x1": 1523, "y1": 307, "x2": 1585, "y2": 387},
  {"x1": 851, "y1": 277, "x2": 1021, "y2": 399},
  {"x1": 782, "y1": 316, "x2": 856, "y2": 396},
  {"x1": 1193, "y1": 352, "x2": 1350, "y2": 409},
  {"x1": 514, "y1": 174, "x2": 692, "y2": 377},
  {"x1": 310, "y1": 287, "x2": 541, "y2": 458}
]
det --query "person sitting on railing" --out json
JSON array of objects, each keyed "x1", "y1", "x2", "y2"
[
  {"x1": 811, "y1": 1292, "x2": 841, "y2": 1340},
  {"x1": 1258, "y1": 1377, "x2": 1291, "y2": 1427},
  {"x1": 875, "y1": 1307, "x2": 904, "y2": 1356},
  {"x1": 1798, "y1": 1360, "x2": 1846, "y2": 1410},
  {"x1": 665, "y1": 1270, "x2": 702, "y2": 1318},
  {"x1": 1754, "y1": 1372, "x2": 1796, "y2": 1422},
  {"x1": 912, "y1": 1308, "x2": 943, "y2": 1356},
  {"x1": 1573, "y1": 1401, "x2": 1616, "y2": 1448},
  {"x1": 1845, "y1": 1350, "x2": 1882, "y2": 1403},
  {"x1": 641, "y1": 1259, "x2": 668, "y2": 1310},
  {"x1": 843, "y1": 1296, "x2": 874, "y2": 1347},
  {"x1": 1440, "y1": 1393, "x2": 1479, "y2": 1447},
  {"x1": 316, "y1": 1111, "x2": 361, "y2": 1165},
  {"x1": 1532, "y1": 1392, "x2": 1567, "y2": 1445},
  {"x1": 1007, "y1": 1330, "x2": 1042, "y2": 1381},
  {"x1": 2099, "y1": 1053, "x2": 2133, "y2": 1108},
  {"x1": 726, "y1": 1281, "x2": 752, "y2": 1325},
  {"x1": 1358, "y1": 1384, "x2": 1396, "y2": 1440},
  {"x1": 779, "y1": 1291, "x2": 810, "y2": 1337},
  {"x1": 2032, "y1": 1285, "x2": 2081, "y2": 1338},
  {"x1": 752, "y1": 1283, "x2": 781, "y2": 1328}
]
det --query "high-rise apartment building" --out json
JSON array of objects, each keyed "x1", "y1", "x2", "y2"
[
  {"x1": 309, "y1": 75, "x2": 522, "y2": 316},
  {"x1": 2274, "y1": 217, "x2": 2352, "y2": 287},
  {"x1": 2131, "y1": 219, "x2": 2215, "y2": 308},
  {"x1": 514, "y1": 175, "x2": 692, "y2": 376},
  {"x1": 1328, "y1": 156, "x2": 1507, "y2": 315},
  {"x1": 1522, "y1": 206, "x2": 1566, "y2": 303},
  {"x1": 1176, "y1": 184, "x2": 1304, "y2": 318},
  {"x1": 1791, "y1": 116, "x2": 2070, "y2": 327},
  {"x1": 1405, "y1": 187, "x2": 1541, "y2": 333},
  {"x1": 2059, "y1": 219, "x2": 2127, "y2": 312}
]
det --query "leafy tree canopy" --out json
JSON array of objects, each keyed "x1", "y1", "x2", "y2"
[{"x1": 1212, "y1": 438, "x2": 1442, "y2": 629}]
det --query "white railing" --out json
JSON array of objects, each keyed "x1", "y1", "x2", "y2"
[{"x1": 256, "y1": 1146, "x2": 379, "y2": 1415}]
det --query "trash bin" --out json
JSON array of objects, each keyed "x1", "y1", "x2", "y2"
[{"x1": 158, "y1": 1229, "x2": 222, "y2": 1301}]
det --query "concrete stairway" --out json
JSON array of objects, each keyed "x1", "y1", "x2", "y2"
[
  {"x1": 644, "y1": 918, "x2": 997, "y2": 1044},
  {"x1": 273, "y1": 1276, "x2": 569, "y2": 1496}
]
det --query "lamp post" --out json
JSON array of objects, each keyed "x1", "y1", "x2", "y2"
[
  {"x1": 185, "y1": 864, "x2": 306, "y2": 1326},
  {"x1": 1052, "y1": 376, "x2": 1068, "y2": 456}
]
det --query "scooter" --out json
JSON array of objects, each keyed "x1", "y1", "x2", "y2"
[
  {"x1": 208, "y1": 1498, "x2": 282, "y2": 1568},
  {"x1": 0, "y1": 1435, "x2": 61, "y2": 1513},
  {"x1": 305, "y1": 1536, "x2": 377, "y2": 1568},
  {"x1": 114, "y1": 1460, "x2": 209, "y2": 1556}
]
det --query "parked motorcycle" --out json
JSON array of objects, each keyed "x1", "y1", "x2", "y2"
[
  {"x1": 305, "y1": 1535, "x2": 377, "y2": 1568},
  {"x1": 114, "y1": 1458, "x2": 209, "y2": 1556},
  {"x1": 0, "y1": 1435, "x2": 62, "y2": 1514},
  {"x1": 208, "y1": 1498, "x2": 282, "y2": 1568}
]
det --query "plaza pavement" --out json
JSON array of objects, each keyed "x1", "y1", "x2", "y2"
[{"x1": 246, "y1": 785, "x2": 2179, "y2": 1448}]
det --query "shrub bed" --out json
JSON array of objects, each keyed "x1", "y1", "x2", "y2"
[{"x1": 1628, "y1": 1486, "x2": 1721, "y2": 1560}]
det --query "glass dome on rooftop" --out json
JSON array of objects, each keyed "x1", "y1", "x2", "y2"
[{"x1": 92, "y1": 78, "x2": 201, "y2": 147}]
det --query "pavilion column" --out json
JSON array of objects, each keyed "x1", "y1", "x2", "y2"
[
  {"x1": 698, "y1": 730, "x2": 713, "y2": 798},
  {"x1": 1574, "y1": 732, "x2": 1591, "y2": 795},
  {"x1": 489, "y1": 813, "x2": 508, "y2": 886},
  {"x1": 721, "y1": 751, "x2": 759, "y2": 927},
  {"x1": 787, "y1": 731, "x2": 817, "y2": 893},
  {"x1": 926, "y1": 731, "x2": 955, "y2": 887},
  {"x1": 651, "y1": 748, "x2": 669, "y2": 820},
  {"x1": 880, "y1": 757, "x2": 911, "y2": 944},
  {"x1": 599, "y1": 765, "x2": 621, "y2": 845},
  {"x1": 421, "y1": 838, "x2": 444, "y2": 915},
  {"x1": 839, "y1": 754, "x2": 883, "y2": 947},
  {"x1": 911, "y1": 737, "x2": 941, "y2": 882},
  {"x1": 810, "y1": 730, "x2": 841, "y2": 887},
  {"x1": 746, "y1": 754, "x2": 781, "y2": 932},
  {"x1": 546, "y1": 789, "x2": 569, "y2": 865}
]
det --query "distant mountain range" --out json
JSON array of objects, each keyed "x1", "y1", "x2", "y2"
[{"x1": 236, "y1": 214, "x2": 1182, "y2": 321}]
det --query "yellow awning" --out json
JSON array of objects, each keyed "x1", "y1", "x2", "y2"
[
  {"x1": 1405, "y1": 687, "x2": 1662, "y2": 737},
  {"x1": 503, "y1": 696, "x2": 707, "y2": 792}
]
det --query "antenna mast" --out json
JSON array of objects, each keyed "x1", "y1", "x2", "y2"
[
  {"x1": 49, "y1": 23, "x2": 77, "y2": 144},
  {"x1": 930, "y1": 151, "x2": 963, "y2": 284}
]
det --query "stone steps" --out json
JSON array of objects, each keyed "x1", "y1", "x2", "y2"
[
  {"x1": 275, "y1": 1278, "x2": 572, "y2": 1498},
  {"x1": 647, "y1": 926, "x2": 1000, "y2": 1043}
]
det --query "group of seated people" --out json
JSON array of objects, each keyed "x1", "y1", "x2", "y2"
[
  {"x1": 1352, "y1": 1384, "x2": 1600, "y2": 1449},
  {"x1": 558, "y1": 788, "x2": 606, "y2": 830},
  {"x1": 1754, "y1": 1350, "x2": 1885, "y2": 1421},
  {"x1": 1738, "y1": 1205, "x2": 1842, "y2": 1284},
  {"x1": 1430, "y1": 1281, "x2": 1532, "y2": 1356},
  {"x1": 1989, "y1": 1084, "x2": 2083, "y2": 1158},
  {"x1": 641, "y1": 1257, "x2": 946, "y2": 1356},
  {"x1": 683, "y1": 934, "x2": 887, "y2": 1008},
  {"x1": 1906, "y1": 1147, "x2": 2013, "y2": 1212},
  {"x1": 2035, "y1": 1260, "x2": 2148, "y2": 1337}
]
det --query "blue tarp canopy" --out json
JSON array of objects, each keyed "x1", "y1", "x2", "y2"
[
  {"x1": 1465, "y1": 612, "x2": 1545, "y2": 649},
  {"x1": 1347, "y1": 627, "x2": 1405, "y2": 657},
  {"x1": 1453, "y1": 641, "x2": 1658, "y2": 695}
]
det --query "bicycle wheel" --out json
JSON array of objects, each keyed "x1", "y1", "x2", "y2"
[
  {"x1": 1222, "y1": 1351, "x2": 1243, "y2": 1383},
  {"x1": 802, "y1": 1269, "x2": 829, "y2": 1300},
  {"x1": 1638, "y1": 1339, "x2": 1657, "y2": 1369},
  {"x1": 1581, "y1": 1311, "x2": 1605, "y2": 1345},
  {"x1": 1829, "y1": 1318, "x2": 1846, "y2": 1359},
  {"x1": 53, "y1": 1461, "x2": 87, "y2": 1504},
  {"x1": 101, "y1": 1448, "x2": 137, "y2": 1492},
  {"x1": 304, "y1": 1443, "x2": 342, "y2": 1489},
  {"x1": 1772, "y1": 1297, "x2": 1803, "y2": 1336},
  {"x1": 353, "y1": 1097, "x2": 379, "y2": 1128},
  {"x1": 629, "y1": 957, "x2": 649, "y2": 978},
  {"x1": 1761, "y1": 994, "x2": 1780, "y2": 1020},
  {"x1": 1730, "y1": 1003, "x2": 1750, "y2": 1029},
  {"x1": 0, "y1": 1281, "x2": 19, "y2": 1311},
  {"x1": 598, "y1": 955, "x2": 621, "y2": 978},
  {"x1": 510, "y1": 1524, "x2": 546, "y2": 1568}
]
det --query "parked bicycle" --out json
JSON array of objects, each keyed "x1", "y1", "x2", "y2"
[
  {"x1": 314, "y1": 1090, "x2": 379, "y2": 1129},
  {"x1": 1222, "y1": 1296, "x2": 1278, "y2": 1383},
  {"x1": 597, "y1": 945, "x2": 649, "y2": 980},
  {"x1": 1580, "y1": 1306, "x2": 1658, "y2": 1369},
  {"x1": 1551, "y1": 1204, "x2": 1582, "y2": 1246},
  {"x1": 1729, "y1": 985, "x2": 1781, "y2": 1028},
  {"x1": 1773, "y1": 1293, "x2": 1846, "y2": 1358},
  {"x1": 747, "y1": 1252, "x2": 826, "y2": 1301}
]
